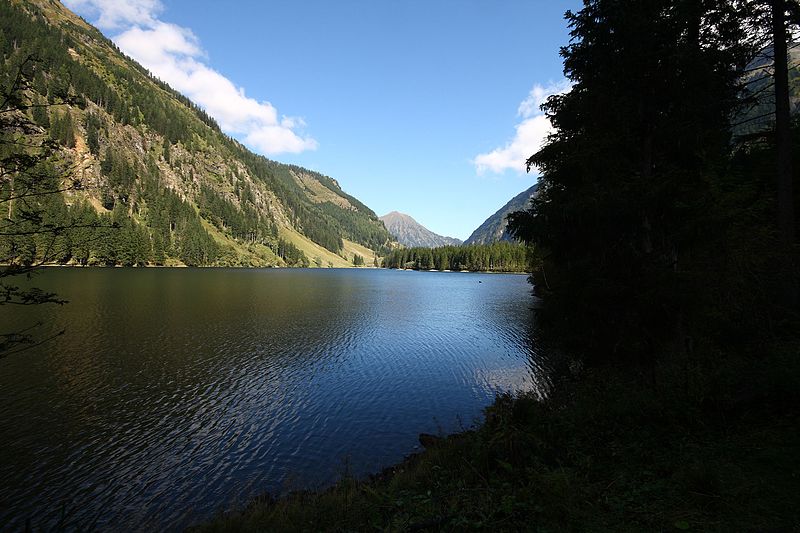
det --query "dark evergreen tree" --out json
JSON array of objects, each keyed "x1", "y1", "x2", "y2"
[
  {"x1": 85, "y1": 111, "x2": 101, "y2": 156},
  {"x1": 507, "y1": 0, "x2": 791, "y2": 363},
  {"x1": 274, "y1": 238, "x2": 309, "y2": 267},
  {"x1": 50, "y1": 109, "x2": 75, "y2": 148},
  {"x1": 31, "y1": 99, "x2": 49, "y2": 128},
  {"x1": 0, "y1": 55, "x2": 89, "y2": 354}
]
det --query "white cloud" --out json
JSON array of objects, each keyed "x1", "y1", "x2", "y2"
[
  {"x1": 65, "y1": 0, "x2": 161, "y2": 29},
  {"x1": 516, "y1": 79, "x2": 571, "y2": 120},
  {"x1": 64, "y1": 0, "x2": 317, "y2": 155},
  {"x1": 474, "y1": 80, "x2": 571, "y2": 175},
  {"x1": 473, "y1": 114, "x2": 553, "y2": 176}
]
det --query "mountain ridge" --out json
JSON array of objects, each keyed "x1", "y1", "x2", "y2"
[
  {"x1": 464, "y1": 184, "x2": 538, "y2": 245},
  {"x1": 1, "y1": 0, "x2": 394, "y2": 267},
  {"x1": 379, "y1": 211, "x2": 462, "y2": 248}
]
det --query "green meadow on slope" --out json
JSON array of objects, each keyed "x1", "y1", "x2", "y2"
[{"x1": 0, "y1": 0, "x2": 393, "y2": 268}]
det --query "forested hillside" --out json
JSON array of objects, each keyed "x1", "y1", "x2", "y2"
[
  {"x1": 0, "y1": 0, "x2": 393, "y2": 267},
  {"x1": 464, "y1": 184, "x2": 537, "y2": 245},
  {"x1": 732, "y1": 46, "x2": 800, "y2": 138}
]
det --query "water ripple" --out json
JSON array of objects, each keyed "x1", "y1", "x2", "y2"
[{"x1": 0, "y1": 269, "x2": 543, "y2": 531}]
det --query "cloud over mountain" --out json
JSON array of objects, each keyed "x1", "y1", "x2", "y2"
[{"x1": 66, "y1": 0, "x2": 317, "y2": 155}]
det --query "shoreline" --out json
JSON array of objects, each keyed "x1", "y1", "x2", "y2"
[
  {"x1": 389, "y1": 267, "x2": 529, "y2": 275},
  {"x1": 8, "y1": 263, "x2": 529, "y2": 275},
  {"x1": 197, "y1": 342, "x2": 800, "y2": 532}
]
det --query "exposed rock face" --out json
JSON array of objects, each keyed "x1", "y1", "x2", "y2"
[
  {"x1": 380, "y1": 211, "x2": 463, "y2": 248},
  {"x1": 1, "y1": 0, "x2": 393, "y2": 267}
]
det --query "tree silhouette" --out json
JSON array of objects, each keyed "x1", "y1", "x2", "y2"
[
  {"x1": 0, "y1": 56, "x2": 101, "y2": 356},
  {"x1": 506, "y1": 0, "x2": 780, "y2": 362}
]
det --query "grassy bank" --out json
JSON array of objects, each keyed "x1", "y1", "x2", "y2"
[{"x1": 197, "y1": 342, "x2": 800, "y2": 532}]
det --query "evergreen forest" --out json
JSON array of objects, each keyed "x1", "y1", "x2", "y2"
[
  {"x1": 0, "y1": 0, "x2": 392, "y2": 270},
  {"x1": 382, "y1": 242, "x2": 528, "y2": 272},
  {"x1": 2, "y1": 0, "x2": 800, "y2": 530}
]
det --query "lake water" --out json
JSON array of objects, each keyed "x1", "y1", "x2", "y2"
[{"x1": 0, "y1": 268, "x2": 542, "y2": 530}]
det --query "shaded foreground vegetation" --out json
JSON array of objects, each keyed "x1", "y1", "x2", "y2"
[
  {"x1": 199, "y1": 342, "x2": 800, "y2": 532},
  {"x1": 202, "y1": 0, "x2": 800, "y2": 530},
  {"x1": 2, "y1": 0, "x2": 798, "y2": 527}
]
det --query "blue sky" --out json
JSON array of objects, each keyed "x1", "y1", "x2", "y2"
[{"x1": 66, "y1": 0, "x2": 580, "y2": 240}]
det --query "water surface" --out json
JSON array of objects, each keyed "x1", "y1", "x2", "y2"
[{"x1": 0, "y1": 268, "x2": 541, "y2": 530}]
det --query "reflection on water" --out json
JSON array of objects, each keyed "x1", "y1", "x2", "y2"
[{"x1": 0, "y1": 268, "x2": 542, "y2": 530}]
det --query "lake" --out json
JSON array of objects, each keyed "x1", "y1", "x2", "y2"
[{"x1": 0, "y1": 268, "x2": 543, "y2": 530}]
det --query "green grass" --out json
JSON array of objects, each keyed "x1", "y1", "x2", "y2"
[
  {"x1": 197, "y1": 343, "x2": 800, "y2": 532},
  {"x1": 200, "y1": 218, "x2": 281, "y2": 267},
  {"x1": 279, "y1": 226, "x2": 379, "y2": 268}
]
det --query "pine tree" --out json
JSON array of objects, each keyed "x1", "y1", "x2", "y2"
[
  {"x1": 85, "y1": 112, "x2": 101, "y2": 156},
  {"x1": 508, "y1": 0, "x2": 754, "y2": 362},
  {"x1": 32, "y1": 100, "x2": 49, "y2": 127},
  {"x1": 0, "y1": 56, "x2": 85, "y2": 354}
]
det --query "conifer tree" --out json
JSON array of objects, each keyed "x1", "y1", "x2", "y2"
[
  {"x1": 508, "y1": 0, "x2": 752, "y2": 362},
  {"x1": 0, "y1": 56, "x2": 89, "y2": 355}
]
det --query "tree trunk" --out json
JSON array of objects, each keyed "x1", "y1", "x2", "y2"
[
  {"x1": 772, "y1": 0, "x2": 798, "y2": 307},
  {"x1": 773, "y1": 0, "x2": 795, "y2": 246}
]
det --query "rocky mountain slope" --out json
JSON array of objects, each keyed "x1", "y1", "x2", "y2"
[
  {"x1": 464, "y1": 184, "x2": 538, "y2": 245},
  {"x1": 0, "y1": 0, "x2": 393, "y2": 267},
  {"x1": 379, "y1": 211, "x2": 462, "y2": 248}
]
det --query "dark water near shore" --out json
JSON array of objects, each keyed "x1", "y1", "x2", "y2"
[{"x1": 0, "y1": 268, "x2": 542, "y2": 530}]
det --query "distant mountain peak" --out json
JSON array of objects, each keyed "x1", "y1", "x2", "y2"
[{"x1": 380, "y1": 212, "x2": 462, "y2": 248}]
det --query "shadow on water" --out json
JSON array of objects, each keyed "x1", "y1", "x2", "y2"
[{"x1": 0, "y1": 268, "x2": 547, "y2": 530}]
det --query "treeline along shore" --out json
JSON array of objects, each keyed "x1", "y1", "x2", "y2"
[{"x1": 382, "y1": 242, "x2": 529, "y2": 273}]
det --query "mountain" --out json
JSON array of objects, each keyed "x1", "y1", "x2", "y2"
[
  {"x1": 379, "y1": 212, "x2": 462, "y2": 248},
  {"x1": 464, "y1": 184, "x2": 538, "y2": 245},
  {"x1": 0, "y1": 0, "x2": 393, "y2": 268},
  {"x1": 732, "y1": 46, "x2": 800, "y2": 139},
  {"x1": 462, "y1": 50, "x2": 800, "y2": 247}
]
